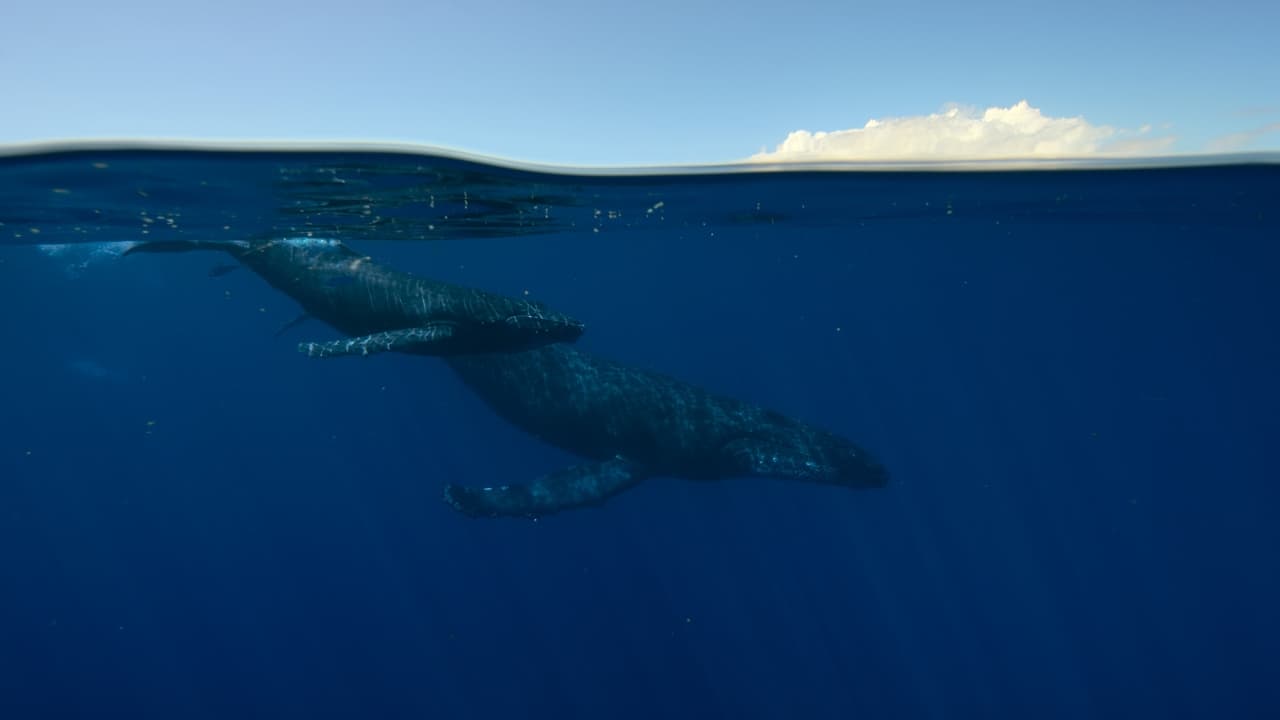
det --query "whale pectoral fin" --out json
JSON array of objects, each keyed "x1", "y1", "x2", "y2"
[
  {"x1": 297, "y1": 324, "x2": 455, "y2": 358},
  {"x1": 443, "y1": 456, "x2": 645, "y2": 519}
]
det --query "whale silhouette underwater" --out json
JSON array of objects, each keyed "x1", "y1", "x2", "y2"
[
  {"x1": 124, "y1": 237, "x2": 584, "y2": 356},
  {"x1": 127, "y1": 237, "x2": 888, "y2": 517},
  {"x1": 441, "y1": 344, "x2": 888, "y2": 518}
]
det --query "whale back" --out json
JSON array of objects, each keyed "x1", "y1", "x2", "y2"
[{"x1": 447, "y1": 344, "x2": 887, "y2": 486}]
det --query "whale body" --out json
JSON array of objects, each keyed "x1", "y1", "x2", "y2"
[
  {"x1": 125, "y1": 238, "x2": 584, "y2": 357},
  {"x1": 126, "y1": 237, "x2": 885, "y2": 517},
  {"x1": 442, "y1": 344, "x2": 888, "y2": 518}
]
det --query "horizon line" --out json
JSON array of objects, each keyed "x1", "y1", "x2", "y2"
[{"x1": 2, "y1": 137, "x2": 1278, "y2": 175}]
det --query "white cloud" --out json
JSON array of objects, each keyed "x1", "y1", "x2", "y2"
[
  {"x1": 1204, "y1": 122, "x2": 1280, "y2": 153},
  {"x1": 747, "y1": 101, "x2": 1173, "y2": 162}
]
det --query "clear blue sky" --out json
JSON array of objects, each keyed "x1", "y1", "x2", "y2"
[{"x1": 2, "y1": 0, "x2": 1276, "y2": 165}]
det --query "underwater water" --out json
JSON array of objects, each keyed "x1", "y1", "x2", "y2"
[{"x1": 1, "y1": 145, "x2": 1278, "y2": 719}]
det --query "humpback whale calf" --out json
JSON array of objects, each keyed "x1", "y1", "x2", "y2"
[
  {"x1": 442, "y1": 345, "x2": 888, "y2": 518},
  {"x1": 124, "y1": 238, "x2": 584, "y2": 356}
]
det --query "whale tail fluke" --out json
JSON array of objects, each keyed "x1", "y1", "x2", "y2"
[
  {"x1": 443, "y1": 456, "x2": 644, "y2": 519},
  {"x1": 123, "y1": 240, "x2": 248, "y2": 257}
]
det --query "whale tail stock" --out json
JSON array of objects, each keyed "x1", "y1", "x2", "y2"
[
  {"x1": 443, "y1": 456, "x2": 645, "y2": 519},
  {"x1": 122, "y1": 240, "x2": 248, "y2": 257}
]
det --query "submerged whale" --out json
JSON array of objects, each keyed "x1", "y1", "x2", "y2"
[
  {"x1": 126, "y1": 236, "x2": 885, "y2": 516},
  {"x1": 124, "y1": 238, "x2": 584, "y2": 357},
  {"x1": 442, "y1": 345, "x2": 888, "y2": 518}
]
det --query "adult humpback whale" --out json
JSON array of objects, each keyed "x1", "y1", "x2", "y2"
[
  {"x1": 126, "y1": 236, "x2": 883, "y2": 516},
  {"x1": 442, "y1": 345, "x2": 888, "y2": 518},
  {"x1": 124, "y1": 237, "x2": 584, "y2": 356}
]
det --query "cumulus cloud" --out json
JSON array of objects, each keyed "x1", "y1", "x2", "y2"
[{"x1": 747, "y1": 101, "x2": 1172, "y2": 162}]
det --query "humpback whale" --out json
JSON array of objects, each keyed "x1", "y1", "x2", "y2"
[
  {"x1": 126, "y1": 236, "x2": 883, "y2": 516},
  {"x1": 124, "y1": 238, "x2": 584, "y2": 356},
  {"x1": 442, "y1": 345, "x2": 888, "y2": 518}
]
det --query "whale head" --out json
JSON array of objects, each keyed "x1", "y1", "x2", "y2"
[
  {"x1": 722, "y1": 414, "x2": 888, "y2": 489},
  {"x1": 456, "y1": 298, "x2": 585, "y2": 353},
  {"x1": 498, "y1": 313, "x2": 586, "y2": 347},
  {"x1": 504, "y1": 301, "x2": 585, "y2": 339}
]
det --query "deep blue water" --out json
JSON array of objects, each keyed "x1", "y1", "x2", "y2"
[{"x1": 2, "y1": 147, "x2": 1279, "y2": 719}]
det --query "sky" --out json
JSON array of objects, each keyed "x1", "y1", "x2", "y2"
[{"x1": 1, "y1": 0, "x2": 1277, "y2": 166}]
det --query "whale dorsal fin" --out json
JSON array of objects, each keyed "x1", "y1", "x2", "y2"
[{"x1": 297, "y1": 324, "x2": 456, "y2": 358}]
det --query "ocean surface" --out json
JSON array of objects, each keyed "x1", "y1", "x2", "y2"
[{"x1": 2, "y1": 144, "x2": 1278, "y2": 719}]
